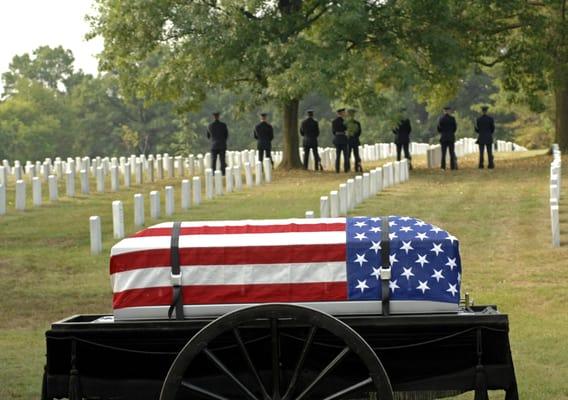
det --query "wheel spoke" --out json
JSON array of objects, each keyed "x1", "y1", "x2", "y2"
[
  {"x1": 271, "y1": 318, "x2": 281, "y2": 399},
  {"x1": 322, "y1": 377, "x2": 373, "y2": 400},
  {"x1": 282, "y1": 326, "x2": 317, "y2": 400},
  {"x1": 181, "y1": 380, "x2": 231, "y2": 400},
  {"x1": 295, "y1": 346, "x2": 351, "y2": 400},
  {"x1": 203, "y1": 347, "x2": 259, "y2": 400},
  {"x1": 233, "y1": 328, "x2": 270, "y2": 400}
]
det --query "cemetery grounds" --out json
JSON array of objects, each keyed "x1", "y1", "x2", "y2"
[{"x1": 0, "y1": 150, "x2": 566, "y2": 399}]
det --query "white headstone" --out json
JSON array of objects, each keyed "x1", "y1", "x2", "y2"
[
  {"x1": 156, "y1": 157, "x2": 164, "y2": 180},
  {"x1": 233, "y1": 166, "x2": 242, "y2": 191},
  {"x1": 15, "y1": 180, "x2": 26, "y2": 210},
  {"x1": 165, "y1": 186, "x2": 174, "y2": 216},
  {"x1": 181, "y1": 179, "x2": 191, "y2": 210},
  {"x1": 134, "y1": 193, "x2": 145, "y2": 226},
  {"x1": 355, "y1": 176, "x2": 363, "y2": 205},
  {"x1": 329, "y1": 191, "x2": 339, "y2": 218},
  {"x1": 193, "y1": 176, "x2": 201, "y2": 205},
  {"x1": 90, "y1": 216, "x2": 102, "y2": 255},
  {"x1": 255, "y1": 161, "x2": 262, "y2": 185},
  {"x1": 0, "y1": 184, "x2": 5, "y2": 215},
  {"x1": 0, "y1": 166, "x2": 6, "y2": 187},
  {"x1": 320, "y1": 196, "x2": 330, "y2": 218},
  {"x1": 135, "y1": 161, "x2": 143, "y2": 185},
  {"x1": 225, "y1": 167, "x2": 233, "y2": 193},
  {"x1": 263, "y1": 158, "x2": 272, "y2": 183},
  {"x1": 80, "y1": 170, "x2": 89, "y2": 194},
  {"x1": 244, "y1": 162, "x2": 253, "y2": 188},
  {"x1": 48, "y1": 175, "x2": 58, "y2": 201},
  {"x1": 346, "y1": 179, "x2": 355, "y2": 211},
  {"x1": 362, "y1": 173, "x2": 370, "y2": 199},
  {"x1": 96, "y1": 167, "x2": 105, "y2": 193},
  {"x1": 110, "y1": 166, "x2": 119, "y2": 192},
  {"x1": 339, "y1": 183, "x2": 347, "y2": 215},
  {"x1": 124, "y1": 163, "x2": 131, "y2": 188},
  {"x1": 214, "y1": 170, "x2": 223, "y2": 196},
  {"x1": 551, "y1": 204, "x2": 560, "y2": 247},
  {"x1": 66, "y1": 171, "x2": 75, "y2": 197},
  {"x1": 112, "y1": 200, "x2": 125, "y2": 239},
  {"x1": 205, "y1": 169, "x2": 214, "y2": 199},
  {"x1": 305, "y1": 210, "x2": 314, "y2": 218},
  {"x1": 148, "y1": 158, "x2": 155, "y2": 183},
  {"x1": 150, "y1": 190, "x2": 161, "y2": 219},
  {"x1": 32, "y1": 177, "x2": 42, "y2": 206}
]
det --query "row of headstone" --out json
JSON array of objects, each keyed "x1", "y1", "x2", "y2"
[
  {"x1": 313, "y1": 159, "x2": 410, "y2": 218},
  {"x1": 90, "y1": 160, "x2": 274, "y2": 254},
  {"x1": 0, "y1": 149, "x2": 282, "y2": 189},
  {"x1": 496, "y1": 140, "x2": 527, "y2": 152},
  {"x1": 550, "y1": 144, "x2": 562, "y2": 247}
]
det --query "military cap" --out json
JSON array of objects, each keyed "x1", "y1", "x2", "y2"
[
  {"x1": 306, "y1": 109, "x2": 314, "y2": 114},
  {"x1": 443, "y1": 105, "x2": 452, "y2": 110},
  {"x1": 212, "y1": 111, "x2": 221, "y2": 116},
  {"x1": 481, "y1": 105, "x2": 489, "y2": 112},
  {"x1": 260, "y1": 112, "x2": 268, "y2": 117},
  {"x1": 336, "y1": 108, "x2": 346, "y2": 113}
]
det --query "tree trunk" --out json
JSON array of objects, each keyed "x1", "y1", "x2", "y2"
[
  {"x1": 555, "y1": 83, "x2": 568, "y2": 152},
  {"x1": 279, "y1": 99, "x2": 303, "y2": 169}
]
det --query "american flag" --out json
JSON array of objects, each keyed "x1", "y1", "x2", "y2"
[{"x1": 110, "y1": 217, "x2": 461, "y2": 319}]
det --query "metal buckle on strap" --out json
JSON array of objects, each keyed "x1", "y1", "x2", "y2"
[
  {"x1": 171, "y1": 272, "x2": 182, "y2": 287},
  {"x1": 380, "y1": 267, "x2": 391, "y2": 281}
]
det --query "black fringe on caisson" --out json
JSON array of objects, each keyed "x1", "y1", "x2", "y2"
[{"x1": 474, "y1": 364, "x2": 489, "y2": 400}]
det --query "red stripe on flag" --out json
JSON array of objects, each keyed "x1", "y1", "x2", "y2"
[
  {"x1": 131, "y1": 223, "x2": 346, "y2": 237},
  {"x1": 113, "y1": 282, "x2": 348, "y2": 309},
  {"x1": 110, "y1": 244, "x2": 346, "y2": 274}
]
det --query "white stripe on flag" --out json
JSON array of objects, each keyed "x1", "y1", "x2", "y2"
[
  {"x1": 111, "y1": 262, "x2": 347, "y2": 292},
  {"x1": 149, "y1": 218, "x2": 346, "y2": 228},
  {"x1": 111, "y1": 231, "x2": 347, "y2": 256}
]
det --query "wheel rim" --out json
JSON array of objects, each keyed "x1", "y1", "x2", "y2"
[{"x1": 160, "y1": 304, "x2": 394, "y2": 400}]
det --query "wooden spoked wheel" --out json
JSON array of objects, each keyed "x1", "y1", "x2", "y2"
[{"x1": 160, "y1": 304, "x2": 394, "y2": 400}]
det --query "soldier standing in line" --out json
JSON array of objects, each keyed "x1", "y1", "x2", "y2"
[
  {"x1": 300, "y1": 109, "x2": 322, "y2": 170},
  {"x1": 207, "y1": 111, "x2": 229, "y2": 175},
  {"x1": 437, "y1": 106, "x2": 458, "y2": 170},
  {"x1": 393, "y1": 108, "x2": 413, "y2": 169},
  {"x1": 254, "y1": 112, "x2": 274, "y2": 165},
  {"x1": 332, "y1": 108, "x2": 349, "y2": 173},
  {"x1": 346, "y1": 109, "x2": 363, "y2": 172},
  {"x1": 475, "y1": 106, "x2": 495, "y2": 169}
]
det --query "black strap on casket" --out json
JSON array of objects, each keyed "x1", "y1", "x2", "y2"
[
  {"x1": 380, "y1": 216, "x2": 391, "y2": 316},
  {"x1": 168, "y1": 222, "x2": 184, "y2": 320}
]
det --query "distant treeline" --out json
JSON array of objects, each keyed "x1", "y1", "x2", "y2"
[{"x1": 0, "y1": 46, "x2": 553, "y2": 162}]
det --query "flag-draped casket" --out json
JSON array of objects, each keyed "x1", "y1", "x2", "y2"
[{"x1": 110, "y1": 216, "x2": 462, "y2": 320}]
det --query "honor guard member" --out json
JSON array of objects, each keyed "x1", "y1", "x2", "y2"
[
  {"x1": 254, "y1": 112, "x2": 274, "y2": 165},
  {"x1": 475, "y1": 106, "x2": 495, "y2": 169},
  {"x1": 207, "y1": 111, "x2": 229, "y2": 175},
  {"x1": 346, "y1": 108, "x2": 363, "y2": 172},
  {"x1": 393, "y1": 108, "x2": 412, "y2": 169},
  {"x1": 437, "y1": 106, "x2": 458, "y2": 170},
  {"x1": 300, "y1": 109, "x2": 322, "y2": 170},
  {"x1": 332, "y1": 108, "x2": 349, "y2": 173}
]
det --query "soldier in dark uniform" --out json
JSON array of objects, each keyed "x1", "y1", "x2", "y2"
[
  {"x1": 207, "y1": 111, "x2": 229, "y2": 175},
  {"x1": 437, "y1": 106, "x2": 458, "y2": 170},
  {"x1": 346, "y1": 109, "x2": 363, "y2": 172},
  {"x1": 475, "y1": 106, "x2": 495, "y2": 169},
  {"x1": 393, "y1": 109, "x2": 412, "y2": 169},
  {"x1": 332, "y1": 108, "x2": 349, "y2": 173},
  {"x1": 254, "y1": 112, "x2": 274, "y2": 165},
  {"x1": 300, "y1": 109, "x2": 322, "y2": 170}
]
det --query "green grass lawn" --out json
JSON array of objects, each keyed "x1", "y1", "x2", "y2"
[{"x1": 0, "y1": 150, "x2": 567, "y2": 399}]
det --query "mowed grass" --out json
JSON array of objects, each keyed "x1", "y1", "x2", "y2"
[{"x1": 0, "y1": 150, "x2": 567, "y2": 399}]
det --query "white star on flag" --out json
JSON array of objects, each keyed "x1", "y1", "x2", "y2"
[
  {"x1": 430, "y1": 226, "x2": 443, "y2": 234},
  {"x1": 430, "y1": 243, "x2": 444, "y2": 256},
  {"x1": 354, "y1": 253, "x2": 368, "y2": 267},
  {"x1": 457, "y1": 272, "x2": 461, "y2": 283},
  {"x1": 370, "y1": 217, "x2": 381, "y2": 222},
  {"x1": 388, "y1": 220, "x2": 398, "y2": 227},
  {"x1": 354, "y1": 221, "x2": 367, "y2": 228},
  {"x1": 399, "y1": 216, "x2": 412, "y2": 221},
  {"x1": 431, "y1": 269, "x2": 445, "y2": 282},
  {"x1": 371, "y1": 267, "x2": 381, "y2": 280},
  {"x1": 389, "y1": 279, "x2": 400, "y2": 292},
  {"x1": 445, "y1": 257, "x2": 457, "y2": 270},
  {"x1": 445, "y1": 233, "x2": 458, "y2": 243},
  {"x1": 389, "y1": 232, "x2": 398, "y2": 240},
  {"x1": 356, "y1": 279, "x2": 369, "y2": 293},
  {"x1": 354, "y1": 232, "x2": 368, "y2": 241},
  {"x1": 447, "y1": 283, "x2": 458, "y2": 296},
  {"x1": 415, "y1": 254, "x2": 429, "y2": 267},
  {"x1": 400, "y1": 241, "x2": 414, "y2": 254},
  {"x1": 369, "y1": 226, "x2": 381, "y2": 233},
  {"x1": 416, "y1": 280, "x2": 430, "y2": 294},
  {"x1": 389, "y1": 253, "x2": 398, "y2": 265},
  {"x1": 414, "y1": 220, "x2": 427, "y2": 227},
  {"x1": 400, "y1": 226, "x2": 413, "y2": 232},
  {"x1": 401, "y1": 267, "x2": 415, "y2": 280},
  {"x1": 369, "y1": 241, "x2": 381, "y2": 254},
  {"x1": 415, "y1": 232, "x2": 429, "y2": 241}
]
